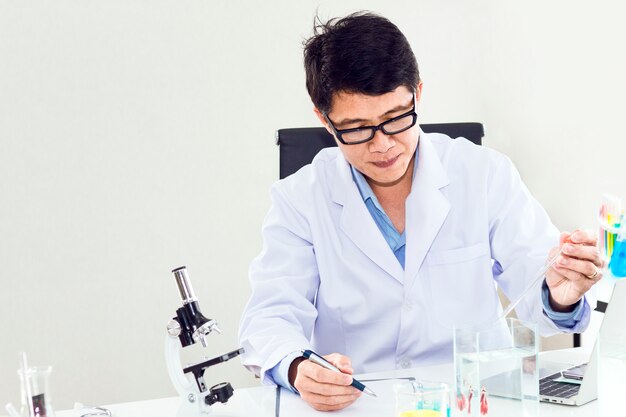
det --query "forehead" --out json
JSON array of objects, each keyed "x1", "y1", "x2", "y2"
[{"x1": 328, "y1": 86, "x2": 413, "y2": 121}]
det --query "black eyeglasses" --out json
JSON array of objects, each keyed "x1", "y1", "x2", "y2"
[{"x1": 324, "y1": 95, "x2": 417, "y2": 145}]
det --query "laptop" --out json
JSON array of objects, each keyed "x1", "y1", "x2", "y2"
[
  {"x1": 487, "y1": 279, "x2": 626, "y2": 406},
  {"x1": 539, "y1": 279, "x2": 626, "y2": 405}
]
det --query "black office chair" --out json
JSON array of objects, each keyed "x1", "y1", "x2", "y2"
[{"x1": 276, "y1": 122, "x2": 484, "y2": 179}]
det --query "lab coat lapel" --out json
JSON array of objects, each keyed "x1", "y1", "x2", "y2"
[
  {"x1": 330, "y1": 154, "x2": 405, "y2": 283},
  {"x1": 404, "y1": 134, "x2": 451, "y2": 288}
]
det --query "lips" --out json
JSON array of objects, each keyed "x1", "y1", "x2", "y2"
[{"x1": 372, "y1": 154, "x2": 400, "y2": 168}]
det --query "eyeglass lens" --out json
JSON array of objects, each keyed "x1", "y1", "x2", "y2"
[{"x1": 341, "y1": 113, "x2": 415, "y2": 143}]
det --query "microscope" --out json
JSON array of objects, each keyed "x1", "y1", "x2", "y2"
[{"x1": 165, "y1": 266, "x2": 244, "y2": 416}]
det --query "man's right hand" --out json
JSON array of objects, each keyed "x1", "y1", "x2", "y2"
[{"x1": 288, "y1": 352, "x2": 362, "y2": 411}]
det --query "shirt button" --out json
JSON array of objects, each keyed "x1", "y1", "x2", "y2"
[
  {"x1": 398, "y1": 358, "x2": 411, "y2": 369},
  {"x1": 403, "y1": 301, "x2": 414, "y2": 311}
]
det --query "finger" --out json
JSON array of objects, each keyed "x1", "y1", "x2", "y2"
[
  {"x1": 299, "y1": 376, "x2": 359, "y2": 396},
  {"x1": 293, "y1": 380, "x2": 356, "y2": 403},
  {"x1": 304, "y1": 363, "x2": 352, "y2": 387},
  {"x1": 561, "y1": 243, "x2": 604, "y2": 268},
  {"x1": 553, "y1": 264, "x2": 587, "y2": 284},
  {"x1": 298, "y1": 358, "x2": 351, "y2": 385},
  {"x1": 306, "y1": 394, "x2": 360, "y2": 412},
  {"x1": 551, "y1": 269, "x2": 598, "y2": 297},
  {"x1": 324, "y1": 353, "x2": 353, "y2": 374},
  {"x1": 550, "y1": 232, "x2": 574, "y2": 259},
  {"x1": 556, "y1": 255, "x2": 603, "y2": 282},
  {"x1": 301, "y1": 390, "x2": 361, "y2": 407},
  {"x1": 295, "y1": 365, "x2": 357, "y2": 397},
  {"x1": 569, "y1": 229, "x2": 597, "y2": 246},
  {"x1": 545, "y1": 265, "x2": 568, "y2": 287}
]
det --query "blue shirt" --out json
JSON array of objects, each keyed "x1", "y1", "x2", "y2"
[{"x1": 350, "y1": 162, "x2": 416, "y2": 269}]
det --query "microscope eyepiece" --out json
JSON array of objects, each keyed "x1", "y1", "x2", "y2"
[
  {"x1": 172, "y1": 266, "x2": 197, "y2": 304},
  {"x1": 170, "y1": 266, "x2": 218, "y2": 347}
]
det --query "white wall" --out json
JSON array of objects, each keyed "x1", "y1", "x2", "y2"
[{"x1": 1, "y1": 0, "x2": 624, "y2": 410}]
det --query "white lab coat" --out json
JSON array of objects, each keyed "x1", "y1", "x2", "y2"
[{"x1": 239, "y1": 132, "x2": 581, "y2": 383}]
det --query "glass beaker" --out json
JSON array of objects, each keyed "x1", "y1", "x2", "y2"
[
  {"x1": 453, "y1": 318, "x2": 538, "y2": 417},
  {"x1": 18, "y1": 366, "x2": 56, "y2": 417},
  {"x1": 394, "y1": 381, "x2": 450, "y2": 417}
]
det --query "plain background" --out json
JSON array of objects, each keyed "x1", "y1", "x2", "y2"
[{"x1": 1, "y1": 0, "x2": 625, "y2": 410}]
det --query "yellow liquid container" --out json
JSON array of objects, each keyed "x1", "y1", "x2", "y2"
[
  {"x1": 394, "y1": 381, "x2": 449, "y2": 417},
  {"x1": 399, "y1": 410, "x2": 443, "y2": 417}
]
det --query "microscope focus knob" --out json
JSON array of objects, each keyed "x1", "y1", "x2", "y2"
[
  {"x1": 167, "y1": 319, "x2": 182, "y2": 337},
  {"x1": 204, "y1": 382, "x2": 234, "y2": 405}
]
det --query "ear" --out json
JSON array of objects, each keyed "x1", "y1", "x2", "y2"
[
  {"x1": 313, "y1": 107, "x2": 334, "y2": 136},
  {"x1": 415, "y1": 81, "x2": 424, "y2": 103}
]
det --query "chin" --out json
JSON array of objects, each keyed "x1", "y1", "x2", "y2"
[{"x1": 369, "y1": 173, "x2": 403, "y2": 186}]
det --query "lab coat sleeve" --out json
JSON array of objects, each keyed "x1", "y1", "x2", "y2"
[
  {"x1": 487, "y1": 153, "x2": 591, "y2": 336},
  {"x1": 541, "y1": 281, "x2": 589, "y2": 328},
  {"x1": 238, "y1": 182, "x2": 319, "y2": 385}
]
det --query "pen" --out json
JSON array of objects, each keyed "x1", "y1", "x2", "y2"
[{"x1": 301, "y1": 349, "x2": 377, "y2": 397}]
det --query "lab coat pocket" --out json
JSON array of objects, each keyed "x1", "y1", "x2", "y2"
[
  {"x1": 425, "y1": 242, "x2": 491, "y2": 266},
  {"x1": 424, "y1": 242, "x2": 497, "y2": 329}
]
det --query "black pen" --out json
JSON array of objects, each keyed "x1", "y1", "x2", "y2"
[{"x1": 301, "y1": 349, "x2": 377, "y2": 397}]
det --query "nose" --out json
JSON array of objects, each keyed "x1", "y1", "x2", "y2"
[{"x1": 368, "y1": 129, "x2": 394, "y2": 153}]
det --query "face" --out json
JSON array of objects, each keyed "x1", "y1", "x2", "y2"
[{"x1": 315, "y1": 84, "x2": 423, "y2": 188}]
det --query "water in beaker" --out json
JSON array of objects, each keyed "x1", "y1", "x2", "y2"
[{"x1": 454, "y1": 318, "x2": 539, "y2": 417}]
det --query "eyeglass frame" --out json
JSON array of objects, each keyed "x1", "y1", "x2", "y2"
[{"x1": 323, "y1": 94, "x2": 418, "y2": 145}]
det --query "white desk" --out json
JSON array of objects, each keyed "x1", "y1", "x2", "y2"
[{"x1": 55, "y1": 349, "x2": 597, "y2": 417}]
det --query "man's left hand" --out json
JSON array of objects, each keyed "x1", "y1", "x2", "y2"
[{"x1": 545, "y1": 230, "x2": 605, "y2": 312}]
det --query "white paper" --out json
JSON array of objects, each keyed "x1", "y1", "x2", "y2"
[{"x1": 278, "y1": 378, "x2": 414, "y2": 416}]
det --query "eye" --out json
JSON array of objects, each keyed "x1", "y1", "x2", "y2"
[{"x1": 340, "y1": 123, "x2": 369, "y2": 130}]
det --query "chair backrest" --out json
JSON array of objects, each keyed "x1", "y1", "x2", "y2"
[{"x1": 276, "y1": 122, "x2": 484, "y2": 179}]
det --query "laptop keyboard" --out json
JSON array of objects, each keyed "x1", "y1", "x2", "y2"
[{"x1": 539, "y1": 373, "x2": 581, "y2": 398}]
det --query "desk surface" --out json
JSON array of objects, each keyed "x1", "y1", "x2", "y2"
[{"x1": 55, "y1": 349, "x2": 597, "y2": 417}]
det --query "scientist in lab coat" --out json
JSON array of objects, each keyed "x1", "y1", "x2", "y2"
[{"x1": 238, "y1": 12, "x2": 604, "y2": 411}]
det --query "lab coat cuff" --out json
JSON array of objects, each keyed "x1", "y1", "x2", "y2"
[
  {"x1": 268, "y1": 350, "x2": 303, "y2": 394},
  {"x1": 259, "y1": 342, "x2": 309, "y2": 387}
]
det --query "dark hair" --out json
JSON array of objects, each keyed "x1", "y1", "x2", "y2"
[{"x1": 303, "y1": 12, "x2": 420, "y2": 114}]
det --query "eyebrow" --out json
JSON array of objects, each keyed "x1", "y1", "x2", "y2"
[{"x1": 333, "y1": 98, "x2": 413, "y2": 127}]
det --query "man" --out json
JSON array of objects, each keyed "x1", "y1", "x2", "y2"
[{"x1": 238, "y1": 12, "x2": 604, "y2": 411}]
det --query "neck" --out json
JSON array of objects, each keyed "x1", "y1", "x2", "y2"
[{"x1": 367, "y1": 153, "x2": 416, "y2": 203}]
